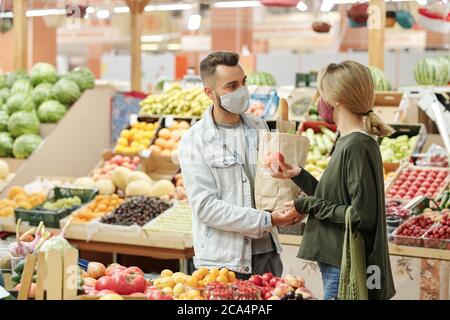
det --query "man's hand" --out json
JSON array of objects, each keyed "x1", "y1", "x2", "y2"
[
  {"x1": 264, "y1": 152, "x2": 301, "y2": 180},
  {"x1": 271, "y1": 201, "x2": 305, "y2": 227}
]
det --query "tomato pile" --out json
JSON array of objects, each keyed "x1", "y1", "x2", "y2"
[{"x1": 387, "y1": 168, "x2": 448, "y2": 200}]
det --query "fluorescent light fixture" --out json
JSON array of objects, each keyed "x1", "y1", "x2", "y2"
[
  {"x1": 168, "y1": 43, "x2": 181, "y2": 50},
  {"x1": 113, "y1": 6, "x2": 130, "y2": 13},
  {"x1": 296, "y1": 1, "x2": 308, "y2": 11},
  {"x1": 320, "y1": 0, "x2": 334, "y2": 12},
  {"x1": 141, "y1": 35, "x2": 164, "y2": 42},
  {"x1": 213, "y1": 1, "x2": 261, "y2": 8},
  {"x1": 86, "y1": 6, "x2": 95, "y2": 14},
  {"x1": 141, "y1": 43, "x2": 159, "y2": 51},
  {"x1": 188, "y1": 14, "x2": 201, "y2": 31},
  {"x1": 96, "y1": 9, "x2": 110, "y2": 19},
  {"x1": 26, "y1": 8, "x2": 66, "y2": 17},
  {"x1": 416, "y1": 0, "x2": 427, "y2": 5},
  {"x1": 145, "y1": 3, "x2": 192, "y2": 12},
  {"x1": 0, "y1": 12, "x2": 13, "y2": 18}
]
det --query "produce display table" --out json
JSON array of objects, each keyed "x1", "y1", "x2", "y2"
[
  {"x1": 68, "y1": 239, "x2": 194, "y2": 274},
  {"x1": 279, "y1": 234, "x2": 450, "y2": 300}
]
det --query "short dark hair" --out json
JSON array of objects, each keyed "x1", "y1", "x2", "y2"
[{"x1": 199, "y1": 51, "x2": 240, "y2": 85}]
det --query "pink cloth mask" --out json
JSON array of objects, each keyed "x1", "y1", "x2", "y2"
[{"x1": 318, "y1": 97, "x2": 335, "y2": 124}]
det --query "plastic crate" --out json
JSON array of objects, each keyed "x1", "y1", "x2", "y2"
[
  {"x1": 15, "y1": 187, "x2": 99, "y2": 228},
  {"x1": 422, "y1": 223, "x2": 450, "y2": 250},
  {"x1": 392, "y1": 231, "x2": 424, "y2": 247}
]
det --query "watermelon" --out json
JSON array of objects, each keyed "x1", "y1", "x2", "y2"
[
  {"x1": 247, "y1": 72, "x2": 277, "y2": 86},
  {"x1": 369, "y1": 66, "x2": 392, "y2": 91},
  {"x1": 11, "y1": 78, "x2": 33, "y2": 96},
  {"x1": 30, "y1": 62, "x2": 57, "y2": 86},
  {"x1": 51, "y1": 79, "x2": 81, "y2": 105},
  {"x1": 66, "y1": 67, "x2": 95, "y2": 91},
  {"x1": 414, "y1": 56, "x2": 450, "y2": 86}
]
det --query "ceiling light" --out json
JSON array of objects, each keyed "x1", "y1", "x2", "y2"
[
  {"x1": 416, "y1": 0, "x2": 427, "y2": 5},
  {"x1": 141, "y1": 43, "x2": 159, "y2": 51},
  {"x1": 145, "y1": 3, "x2": 192, "y2": 12},
  {"x1": 213, "y1": 1, "x2": 261, "y2": 8},
  {"x1": 188, "y1": 14, "x2": 201, "y2": 31},
  {"x1": 296, "y1": 1, "x2": 308, "y2": 11},
  {"x1": 26, "y1": 9, "x2": 66, "y2": 17},
  {"x1": 96, "y1": 9, "x2": 110, "y2": 19},
  {"x1": 320, "y1": 0, "x2": 334, "y2": 12},
  {"x1": 141, "y1": 35, "x2": 164, "y2": 42},
  {"x1": 113, "y1": 6, "x2": 130, "y2": 13},
  {"x1": 168, "y1": 43, "x2": 181, "y2": 50},
  {"x1": 86, "y1": 7, "x2": 95, "y2": 14}
]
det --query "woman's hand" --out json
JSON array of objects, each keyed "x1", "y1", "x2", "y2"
[
  {"x1": 264, "y1": 152, "x2": 301, "y2": 180},
  {"x1": 271, "y1": 201, "x2": 305, "y2": 226}
]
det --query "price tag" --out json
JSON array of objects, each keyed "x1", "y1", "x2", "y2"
[
  {"x1": 165, "y1": 116, "x2": 174, "y2": 128},
  {"x1": 129, "y1": 114, "x2": 138, "y2": 126}
]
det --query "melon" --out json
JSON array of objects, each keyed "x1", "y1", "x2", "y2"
[
  {"x1": 414, "y1": 56, "x2": 450, "y2": 86},
  {"x1": 73, "y1": 177, "x2": 95, "y2": 188},
  {"x1": 125, "y1": 171, "x2": 153, "y2": 187},
  {"x1": 125, "y1": 180, "x2": 153, "y2": 197},
  {"x1": 369, "y1": 66, "x2": 392, "y2": 91},
  {"x1": 94, "y1": 178, "x2": 116, "y2": 195},
  {"x1": 148, "y1": 179, "x2": 175, "y2": 197},
  {"x1": 0, "y1": 160, "x2": 9, "y2": 179},
  {"x1": 111, "y1": 167, "x2": 132, "y2": 191}
]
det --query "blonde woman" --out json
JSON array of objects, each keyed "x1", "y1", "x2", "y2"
[{"x1": 268, "y1": 61, "x2": 396, "y2": 300}]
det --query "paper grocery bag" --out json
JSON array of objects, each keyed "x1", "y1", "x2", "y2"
[{"x1": 254, "y1": 129, "x2": 310, "y2": 211}]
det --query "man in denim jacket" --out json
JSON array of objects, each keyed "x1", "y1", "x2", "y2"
[{"x1": 179, "y1": 52, "x2": 300, "y2": 278}]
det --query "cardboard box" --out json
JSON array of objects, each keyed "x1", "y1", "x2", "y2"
[{"x1": 373, "y1": 92, "x2": 403, "y2": 123}]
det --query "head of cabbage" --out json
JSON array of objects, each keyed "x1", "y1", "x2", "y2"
[
  {"x1": 6, "y1": 93, "x2": 35, "y2": 115},
  {"x1": 12, "y1": 133, "x2": 42, "y2": 159},
  {"x1": 0, "y1": 132, "x2": 13, "y2": 157},
  {"x1": 30, "y1": 62, "x2": 58, "y2": 86},
  {"x1": 8, "y1": 111, "x2": 40, "y2": 138},
  {"x1": 37, "y1": 100, "x2": 67, "y2": 123},
  {"x1": 32, "y1": 82, "x2": 54, "y2": 106}
]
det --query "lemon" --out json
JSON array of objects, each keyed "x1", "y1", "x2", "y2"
[
  {"x1": 130, "y1": 141, "x2": 140, "y2": 148},
  {"x1": 129, "y1": 147, "x2": 138, "y2": 154},
  {"x1": 140, "y1": 138, "x2": 151, "y2": 146},
  {"x1": 121, "y1": 129, "x2": 131, "y2": 138},
  {"x1": 131, "y1": 122, "x2": 140, "y2": 129},
  {"x1": 117, "y1": 137, "x2": 128, "y2": 146}
]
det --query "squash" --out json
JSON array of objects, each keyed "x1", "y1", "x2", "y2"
[
  {"x1": 73, "y1": 177, "x2": 95, "y2": 188},
  {"x1": 8, "y1": 186, "x2": 25, "y2": 200}
]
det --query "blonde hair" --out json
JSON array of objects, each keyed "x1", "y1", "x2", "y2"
[{"x1": 318, "y1": 61, "x2": 394, "y2": 137}]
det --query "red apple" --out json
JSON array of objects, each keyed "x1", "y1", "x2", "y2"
[
  {"x1": 262, "y1": 272, "x2": 274, "y2": 282},
  {"x1": 249, "y1": 275, "x2": 263, "y2": 287}
]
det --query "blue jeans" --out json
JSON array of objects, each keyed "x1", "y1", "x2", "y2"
[{"x1": 318, "y1": 262, "x2": 341, "y2": 300}]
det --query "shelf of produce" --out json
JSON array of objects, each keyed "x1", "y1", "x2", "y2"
[
  {"x1": 67, "y1": 239, "x2": 194, "y2": 260},
  {"x1": 278, "y1": 234, "x2": 450, "y2": 261}
]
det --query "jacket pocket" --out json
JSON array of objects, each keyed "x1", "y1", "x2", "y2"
[
  {"x1": 204, "y1": 227, "x2": 237, "y2": 262},
  {"x1": 206, "y1": 154, "x2": 241, "y2": 198}
]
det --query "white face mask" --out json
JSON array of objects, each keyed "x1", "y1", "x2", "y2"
[{"x1": 217, "y1": 86, "x2": 250, "y2": 115}]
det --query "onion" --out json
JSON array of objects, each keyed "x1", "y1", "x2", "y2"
[{"x1": 87, "y1": 262, "x2": 106, "y2": 279}]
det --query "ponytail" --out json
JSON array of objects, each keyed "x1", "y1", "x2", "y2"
[{"x1": 364, "y1": 111, "x2": 394, "y2": 137}]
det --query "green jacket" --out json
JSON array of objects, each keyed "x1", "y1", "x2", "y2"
[{"x1": 293, "y1": 132, "x2": 396, "y2": 300}]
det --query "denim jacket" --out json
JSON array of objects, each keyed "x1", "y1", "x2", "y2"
[{"x1": 178, "y1": 106, "x2": 282, "y2": 274}]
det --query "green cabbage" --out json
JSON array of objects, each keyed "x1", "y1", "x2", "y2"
[
  {"x1": 0, "y1": 87, "x2": 10, "y2": 103},
  {"x1": 0, "y1": 110, "x2": 9, "y2": 131},
  {"x1": 6, "y1": 93, "x2": 35, "y2": 115},
  {"x1": 0, "y1": 132, "x2": 13, "y2": 157},
  {"x1": 11, "y1": 79, "x2": 33, "y2": 96},
  {"x1": 66, "y1": 67, "x2": 95, "y2": 92},
  {"x1": 32, "y1": 82, "x2": 54, "y2": 106},
  {"x1": 12, "y1": 133, "x2": 42, "y2": 159},
  {"x1": 30, "y1": 62, "x2": 58, "y2": 86},
  {"x1": 37, "y1": 100, "x2": 67, "y2": 123},
  {"x1": 8, "y1": 111, "x2": 40, "y2": 138},
  {"x1": 51, "y1": 79, "x2": 81, "y2": 105}
]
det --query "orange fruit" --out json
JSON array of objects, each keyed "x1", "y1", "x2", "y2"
[
  {"x1": 185, "y1": 276, "x2": 198, "y2": 288},
  {"x1": 158, "y1": 128, "x2": 172, "y2": 140}
]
